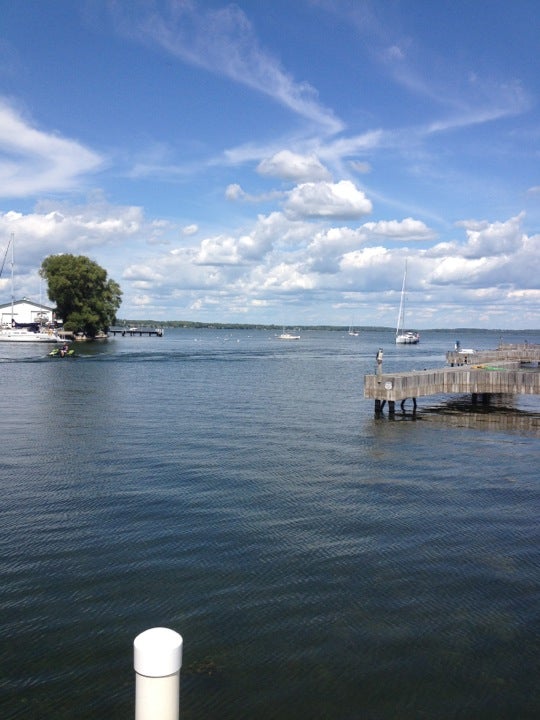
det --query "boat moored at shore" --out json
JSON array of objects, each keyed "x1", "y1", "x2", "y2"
[{"x1": 0, "y1": 323, "x2": 64, "y2": 343}]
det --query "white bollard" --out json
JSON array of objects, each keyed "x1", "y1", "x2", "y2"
[{"x1": 134, "y1": 627, "x2": 183, "y2": 720}]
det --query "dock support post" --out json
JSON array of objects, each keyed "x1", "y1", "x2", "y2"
[
  {"x1": 134, "y1": 627, "x2": 183, "y2": 720},
  {"x1": 399, "y1": 397, "x2": 418, "y2": 415},
  {"x1": 388, "y1": 401, "x2": 395, "y2": 416}
]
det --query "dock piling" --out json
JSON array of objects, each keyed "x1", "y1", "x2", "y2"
[{"x1": 134, "y1": 627, "x2": 183, "y2": 720}]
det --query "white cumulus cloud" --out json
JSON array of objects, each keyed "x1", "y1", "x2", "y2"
[
  {"x1": 362, "y1": 218, "x2": 436, "y2": 241},
  {"x1": 458, "y1": 213, "x2": 525, "y2": 258},
  {"x1": 257, "y1": 150, "x2": 331, "y2": 182},
  {"x1": 284, "y1": 180, "x2": 372, "y2": 219}
]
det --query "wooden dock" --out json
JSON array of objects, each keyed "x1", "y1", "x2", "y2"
[
  {"x1": 446, "y1": 343, "x2": 540, "y2": 366},
  {"x1": 108, "y1": 326, "x2": 164, "y2": 337},
  {"x1": 364, "y1": 344, "x2": 540, "y2": 415}
]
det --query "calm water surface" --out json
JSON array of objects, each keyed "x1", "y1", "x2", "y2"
[{"x1": 1, "y1": 328, "x2": 539, "y2": 719}]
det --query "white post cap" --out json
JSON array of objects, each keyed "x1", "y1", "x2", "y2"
[{"x1": 134, "y1": 627, "x2": 183, "y2": 677}]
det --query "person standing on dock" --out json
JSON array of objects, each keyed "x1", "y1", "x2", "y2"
[{"x1": 376, "y1": 348, "x2": 383, "y2": 376}]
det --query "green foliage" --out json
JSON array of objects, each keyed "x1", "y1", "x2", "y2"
[{"x1": 40, "y1": 254, "x2": 122, "y2": 337}]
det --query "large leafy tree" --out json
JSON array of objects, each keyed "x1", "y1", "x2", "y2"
[{"x1": 40, "y1": 254, "x2": 122, "y2": 337}]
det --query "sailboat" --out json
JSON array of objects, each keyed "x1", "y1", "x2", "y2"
[
  {"x1": 0, "y1": 235, "x2": 64, "y2": 343},
  {"x1": 348, "y1": 322, "x2": 359, "y2": 336},
  {"x1": 395, "y1": 261, "x2": 420, "y2": 345},
  {"x1": 277, "y1": 326, "x2": 300, "y2": 340}
]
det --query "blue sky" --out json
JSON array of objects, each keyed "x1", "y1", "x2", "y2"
[{"x1": 0, "y1": 0, "x2": 539, "y2": 328}]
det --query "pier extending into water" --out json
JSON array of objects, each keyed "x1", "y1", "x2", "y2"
[
  {"x1": 108, "y1": 326, "x2": 164, "y2": 337},
  {"x1": 364, "y1": 343, "x2": 540, "y2": 415}
]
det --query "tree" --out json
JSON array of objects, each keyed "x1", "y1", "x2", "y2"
[{"x1": 40, "y1": 254, "x2": 122, "y2": 338}]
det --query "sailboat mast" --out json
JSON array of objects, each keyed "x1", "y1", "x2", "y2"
[
  {"x1": 10, "y1": 233, "x2": 14, "y2": 323},
  {"x1": 396, "y1": 260, "x2": 407, "y2": 336}
]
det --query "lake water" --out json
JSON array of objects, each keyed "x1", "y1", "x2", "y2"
[{"x1": 1, "y1": 328, "x2": 539, "y2": 719}]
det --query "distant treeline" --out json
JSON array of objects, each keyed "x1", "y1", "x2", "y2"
[
  {"x1": 115, "y1": 320, "x2": 392, "y2": 331},
  {"x1": 113, "y1": 321, "x2": 533, "y2": 333}
]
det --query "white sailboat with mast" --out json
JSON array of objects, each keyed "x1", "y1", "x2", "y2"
[
  {"x1": 395, "y1": 260, "x2": 419, "y2": 344},
  {"x1": 277, "y1": 326, "x2": 300, "y2": 340}
]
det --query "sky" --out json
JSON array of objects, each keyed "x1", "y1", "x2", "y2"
[{"x1": 0, "y1": 0, "x2": 539, "y2": 329}]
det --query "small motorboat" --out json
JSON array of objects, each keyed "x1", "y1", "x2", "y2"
[{"x1": 49, "y1": 346, "x2": 75, "y2": 358}]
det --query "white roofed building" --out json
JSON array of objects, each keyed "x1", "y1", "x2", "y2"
[{"x1": 0, "y1": 298, "x2": 57, "y2": 327}]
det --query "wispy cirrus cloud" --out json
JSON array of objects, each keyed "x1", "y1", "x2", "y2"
[
  {"x1": 0, "y1": 99, "x2": 103, "y2": 198},
  {"x1": 317, "y1": 0, "x2": 531, "y2": 132},
  {"x1": 216, "y1": 129, "x2": 383, "y2": 181},
  {"x1": 113, "y1": 1, "x2": 343, "y2": 135},
  {"x1": 424, "y1": 77, "x2": 530, "y2": 135}
]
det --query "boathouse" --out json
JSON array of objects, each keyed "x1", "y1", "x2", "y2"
[{"x1": 0, "y1": 298, "x2": 57, "y2": 326}]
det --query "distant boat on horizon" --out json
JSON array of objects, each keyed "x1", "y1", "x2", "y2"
[{"x1": 277, "y1": 326, "x2": 300, "y2": 340}]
